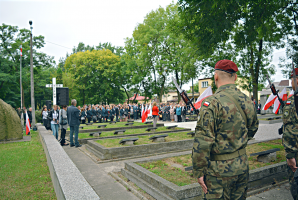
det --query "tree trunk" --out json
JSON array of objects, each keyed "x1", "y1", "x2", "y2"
[
  {"x1": 175, "y1": 70, "x2": 181, "y2": 102},
  {"x1": 123, "y1": 87, "x2": 130, "y2": 104},
  {"x1": 253, "y1": 39, "x2": 263, "y2": 103}
]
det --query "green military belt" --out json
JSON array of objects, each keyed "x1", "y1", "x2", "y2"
[{"x1": 210, "y1": 148, "x2": 246, "y2": 161}]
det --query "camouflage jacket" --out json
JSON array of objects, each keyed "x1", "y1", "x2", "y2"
[
  {"x1": 192, "y1": 84, "x2": 259, "y2": 178},
  {"x1": 282, "y1": 95, "x2": 298, "y2": 159}
]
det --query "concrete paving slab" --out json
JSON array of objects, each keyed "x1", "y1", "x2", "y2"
[
  {"x1": 247, "y1": 183, "x2": 293, "y2": 200},
  {"x1": 63, "y1": 145, "x2": 139, "y2": 200}
]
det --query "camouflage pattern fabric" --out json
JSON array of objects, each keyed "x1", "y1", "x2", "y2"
[
  {"x1": 282, "y1": 95, "x2": 298, "y2": 199},
  {"x1": 203, "y1": 172, "x2": 248, "y2": 200},
  {"x1": 287, "y1": 153, "x2": 298, "y2": 200},
  {"x1": 282, "y1": 95, "x2": 298, "y2": 159},
  {"x1": 192, "y1": 84, "x2": 259, "y2": 198}
]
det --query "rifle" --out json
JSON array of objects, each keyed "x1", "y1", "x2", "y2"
[
  {"x1": 172, "y1": 77, "x2": 199, "y2": 115},
  {"x1": 266, "y1": 74, "x2": 284, "y2": 109}
]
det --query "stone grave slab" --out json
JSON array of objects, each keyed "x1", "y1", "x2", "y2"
[
  {"x1": 86, "y1": 123, "x2": 93, "y2": 125},
  {"x1": 146, "y1": 127, "x2": 157, "y2": 132},
  {"x1": 187, "y1": 132, "x2": 195, "y2": 137},
  {"x1": 149, "y1": 134, "x2": 168, "y2": 143},
  {"x1": 250, "y1": 148, "x2": 280, "y2": 163},
  {"x1": 144, "y1": 121, "x2": 152, "y2": 124},
  {"x1": 89, "y1": 132, "x2": 102, "y2": 137},
  {"x1": 114, "y1": 130, "x2": 126, "y2": 135},
  {"x1": 166, "y1": 125, "x2": 177, "y2": 130},
  {"x1": 119, "y1": 138, "x2": 138, "y2": 146},
  {"x1": 125, "y1": 123, "x2": 134, "y2": 127},
  {"x1": 97, "y1": 125, "x2": 107, "y2": 128}
]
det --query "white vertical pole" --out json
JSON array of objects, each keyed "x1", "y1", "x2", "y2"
[
  {"x1": 53, "y1": 78, "x2": 56, "y2": 105},
  {"x1": 20, "y1": 45, "x2": 22, "y2": 108}
]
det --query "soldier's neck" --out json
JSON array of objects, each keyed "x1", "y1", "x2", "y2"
[{"x1": 217, "y1": 82, "x2": 236, "y2": 88}]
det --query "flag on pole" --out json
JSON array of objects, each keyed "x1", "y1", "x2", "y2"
[
  {"x1": 20, "y1": 46, "x2": 22, "y2": 56},
  {"x1": 288, "y1": 90, "x2": 294, "y2": 98},
  {"x1": 142, "y1": 105, "x2": 147, "y2": 123},
  {"x1": 26, "y1": 112, "x2": 31, "y2": 135},
  {"x1": 148, "y1": 103, "x2": 152, "y2": 117},
  {"x1": 194, "y1": 86, "x2": 213, "y2": 109},
  {"x1": 141, "y1": 104, "x2": 144, "y2": 116},
  {"x1": 262, "y1": 93, "x2": 276, "y2": 110},
  {"x1": 273, "y1": 88, "x2": 287, "y2": 114}
]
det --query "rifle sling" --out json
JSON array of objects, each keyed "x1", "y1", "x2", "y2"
[{"x1": 221, "y1": 92, "x2": 247, "y2": 127}]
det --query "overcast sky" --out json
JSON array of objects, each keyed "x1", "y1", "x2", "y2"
[{"x1": 0, "y1": 0, "x2": 289, "y2": 90}]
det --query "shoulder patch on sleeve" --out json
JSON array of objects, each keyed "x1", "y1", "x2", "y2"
[
  {"x1": 286, "y1": 101, "x2": 291, "y2": 105},
  {"x1": 203, "y1": 102, "x2": 210, "y2": 107}
]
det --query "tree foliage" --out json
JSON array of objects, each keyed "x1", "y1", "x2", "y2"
[
  {"x1": 0, "y1": 23, "x2": 56, "y2": 108},
  {"x1": 178, "y1": 0, "x2": 294, "y2": 101},
  {"x1": 124, "y1": 3, "x2": 199, "y2": 102},
  {"x1": 63, "y1": 49, "x2": 125, "y2": 105}
]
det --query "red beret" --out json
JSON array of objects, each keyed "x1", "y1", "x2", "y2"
[
  {"x1": 291, "y1": 68, "x2": 298, "y2": 78},
  {"x1": 215, "y1": 60, "x2": 238, "y2": 73}
]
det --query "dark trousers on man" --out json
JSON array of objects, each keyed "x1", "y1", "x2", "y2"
[
  {"x1": 162, "y1": 113, "x2": 166, "y2": 121},
  {"x1": 60, "y1": 128, "x2": 66, "y2": 146},
  {"x1": 98, "y1": 116, "x2": 102, "y2": 123},
  {"x1": 134, "y1": 112, "x2": 137, "y2": 120},
  {"x1": 69, "y1": 125, "x2": 80, "y2": 147},
  {"x1": 87, "y1": 117, "x2": 91, "y2": 123},
  {"x1": 105, "y1": 116, "x2": 108, "y2": 122},
  {"x1": 177, "y1": 115, "x2": 182, "y2": 122},
  {"x1": 116, "y1": 115, "x2": 119, "y2": 122}
]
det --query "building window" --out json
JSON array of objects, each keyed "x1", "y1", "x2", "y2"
[{"x1": 202, "y1": 81, "x2": 208, "y2": 88}]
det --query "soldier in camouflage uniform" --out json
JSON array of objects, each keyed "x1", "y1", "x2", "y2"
[
  {"x1": 282, "y1": 68, "x2": 298, "y2": 200},
  {"x1": 192, "y1": 60, "x2": 259, "y2": 199}
]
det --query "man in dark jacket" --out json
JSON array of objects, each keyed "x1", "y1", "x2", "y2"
[
  {"x1": 181, "y1": 103, "x2": 187, "y2": 122},
  {"x1": 67, "y1": 99, "x2": 81, "y2": 147},
  {"x1": 28, "y1": 107, "x2": 33, "y2": 126},
  {"x1": 115, "y1": 105, "x2": 119, "y2": 122}
]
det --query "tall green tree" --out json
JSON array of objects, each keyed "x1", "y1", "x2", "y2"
[
  {"x1": 125, "y1": 3, "x2": 199, "y2": 102},
  {"x1": 0, "y1": 23, "x2": 55, "y2": 108},
  {"x1": 178, "y1": 0, "x2": 293, "y2": 102},
  {"x1": 63, "y1": 49, "x2": 125, "y2": 105}
]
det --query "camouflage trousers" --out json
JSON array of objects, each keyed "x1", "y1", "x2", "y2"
[
  {"x1": 287, "y1": 154, "x2": 298, "y2": 200},
  {"x1": 203, "y1": 172, "x2": 248, "y2": 200}
]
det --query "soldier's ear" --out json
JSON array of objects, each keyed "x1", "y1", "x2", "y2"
[{"x1": 234, "y1": 74, "x2": 237, "y2": 81}]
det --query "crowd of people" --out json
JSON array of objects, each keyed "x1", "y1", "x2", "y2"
[
  {"x1": 36, "y1": 101, "x2": 192, "y2": 145},
  {"x1": 75, "y1": 102, "x2": 191, "y2": 124}
]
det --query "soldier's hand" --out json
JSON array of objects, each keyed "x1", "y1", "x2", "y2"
[
  {"x1": 197, "y1": 176, "x2": 207, "y2": 194},
  {"x1": 287, "y1": 158, "x2": 298, "y2": 172}
]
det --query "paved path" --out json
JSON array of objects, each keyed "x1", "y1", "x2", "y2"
[
  {"x1": 247, "y1": 182, "x2": 293, "y2": 200},
  {"x1": 63, "y1": 145, "x2": 139, "y2": 200}
]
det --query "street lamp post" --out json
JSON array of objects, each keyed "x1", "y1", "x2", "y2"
[{"x1": 29, "y1": 20, "x2": 36, "y2": 128}]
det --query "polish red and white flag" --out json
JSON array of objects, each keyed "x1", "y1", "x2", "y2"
[
  {"x1": 20, "y1": 46, "x2": 22, "y2": 56},
  {"x1": 273, "y1": 88, "x2": 287, "y2": 114},
  {"x1": 26, "y1": 112, "x2": 31, "y2": 135},
  {"x1": 194, "y1": 86, "x2": 213, "y2": 109},
  {"x1": 141, "y1": 104, "x2": 144, "y2": 117},
  {"x1": 288, "y1": 90, "x2": 294, "y2": 98},
  {"x1": 263, "y1": 93, "x2": 277, "y2": 110}
]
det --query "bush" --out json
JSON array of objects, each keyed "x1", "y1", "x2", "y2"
[{"x1": 35, "y1": 110, "x2": 43, "y2": 123}]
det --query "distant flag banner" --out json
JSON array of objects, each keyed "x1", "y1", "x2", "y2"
[
  {"x1": 288, "y1": 90, "x2": 294, "y2": 98},
  {"x1": 263, "y1": 93, "x2": 277, "y2": 110},
  {"x1": 25, "y1": 112, "x2": 31, "y2": 135},
  {"x1": 194, "y1": 86, "x2": 213, "y2": 109},
  {"x1": 273, "y1": 88, "x2": 287, "y2": 114},
  {"x1": 20, "y1": 46, "x2": 22, "y2": 56}
]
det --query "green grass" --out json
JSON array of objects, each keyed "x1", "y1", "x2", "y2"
[
  {"x1": 136, "y1": 139, "x2": 286, "y2": 186},
  {"x1": 68, "y1": 122, "x2": 146, "y2": 130},
  {"x1": 0, "y1": 131, "x2": 56, "y2": 199},
  {"x1": 78, "y1": 126, "x2": 184, "y2": 139},
  {"x1": 138, "y1": 155, "x2": 196, "y2": 186},
  {"x1": 95, "y1": 131, "x2": 192, "y2": 148}
]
